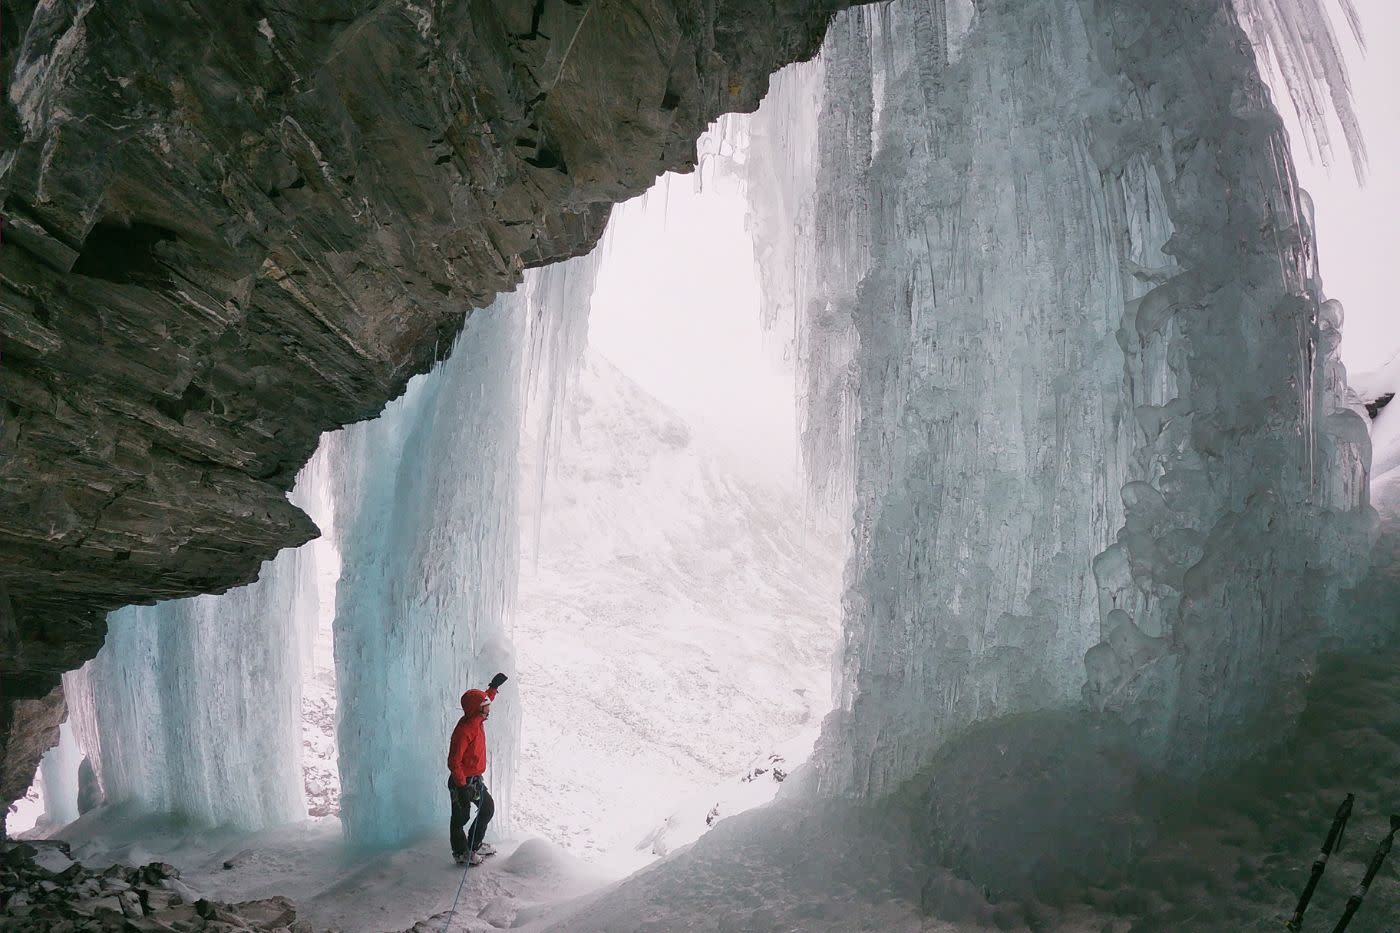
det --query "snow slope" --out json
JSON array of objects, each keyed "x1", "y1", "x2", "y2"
[
  {"x1": 545, "y1": 647, "x2": 1400, "y2": 933},
  {"x1": 511, "y1": 350, "x2": 842, "y2": 859}
]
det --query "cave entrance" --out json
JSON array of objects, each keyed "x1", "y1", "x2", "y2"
[
  {"x1": 6, "y1": 112, "x2": 844, "y2": 879},
  {"x1": 510, "y1": 166, "x2": 844, "y2": 864}
]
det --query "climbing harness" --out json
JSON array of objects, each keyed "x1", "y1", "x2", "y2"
[
  {"x1": 440, "y1": 803, "x2": 480, "y2": 933},
  {"x1": 1287, "y1": 793, "x2": 1353, "y2": 930}
]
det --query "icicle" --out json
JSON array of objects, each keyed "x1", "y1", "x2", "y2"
[
  {"x1": 1231, "y1": 0, "x2": 1368, "y2": 179},
  {"x1": 523, "y1": 250, "x2": 605, "y2": 559}
]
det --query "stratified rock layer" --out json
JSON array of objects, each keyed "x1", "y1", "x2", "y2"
[
  {"x1": 0, "y1": 0, "x2": 835, "y2": 692},
  {"x1": 0, "y1": 686, "x2": 64, "y2": 827}
]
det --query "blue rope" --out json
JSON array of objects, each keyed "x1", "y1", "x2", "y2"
[{"x1": 439, "y1": 805, "x2": 478, "y2": 933}]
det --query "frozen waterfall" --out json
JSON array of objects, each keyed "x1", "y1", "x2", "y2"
[
  {"x1": 327, "y1": 300, "x2": 525, "y2": 848},
  {"x1": 329, "y1": 254, "x2": 602, "y2": 847},
  {"x1": 739, "y1": 0, "x2": 1373, "y2": 796},
  {"x1": 63, "y1": 249, "x2": 599, "y2": 841},
  {"x1": 37, "y1": 721, "x2": 80, "y2": 828},
  {"x1": 67, "y1": 453, "x2": 328, "y2": 828},
  {"x1": 40, "y1": 0, "x2": 1378, "y2": 858}
]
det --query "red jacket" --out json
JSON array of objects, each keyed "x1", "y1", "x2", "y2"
[{"x1": 448, "y1": 687, "x2": 497, "y2": 786}]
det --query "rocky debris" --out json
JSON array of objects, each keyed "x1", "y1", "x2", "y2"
[
  {"x1": 0, "y1": 840, "x2": 316, "y2": 932},
  {"x1": 0, "y1": 0, "x2": 842, "y2": 816},
  {"x1": 740, "y1": 753, "x2": 788, "y2": 784}
]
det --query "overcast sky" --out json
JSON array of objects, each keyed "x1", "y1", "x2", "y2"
[
  {"x1": 1289, "y1": 0, "x2": 1400, "y2": 375},
  {"x1": 587, "y1": 170, "x2": 800, "y2": 489}
]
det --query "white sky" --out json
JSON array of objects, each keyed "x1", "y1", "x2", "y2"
[
  {"x1": 1289, "y1": 0, "x2": 1400, "y2": 375},
  {"x1": 587, "y1": 170, "x2": 799, "y2": 489}
]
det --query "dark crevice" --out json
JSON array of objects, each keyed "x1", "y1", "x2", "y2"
[
  {"x1": 524, "y1": 140, "x2": 567, "y2": 172},
  {"x1": 154, "y1": 383, "x2": 214, "y2": 424},
  {"x1": 71, "y1": 220, "x2": 178, "y2": 286}
]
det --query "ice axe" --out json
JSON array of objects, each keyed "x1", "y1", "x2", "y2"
[
  {"x1": 1287, "y1": 793, "x2": 1353, "y2": 931},
  {"x1": 1328, "y1": 813, "x2": 1400, "y2": 933}
]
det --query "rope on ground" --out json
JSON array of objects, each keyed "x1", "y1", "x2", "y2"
[{"x1": 440, "y1": 806, "x2": 478, "y2": 933}]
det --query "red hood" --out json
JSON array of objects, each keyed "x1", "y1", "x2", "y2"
[{"x1": 461, "y1": 689, "x2": 490, "y2": 717}]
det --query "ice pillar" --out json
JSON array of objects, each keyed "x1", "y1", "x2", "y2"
[
  {"x1": 330, "y1": 254, "x2": 599, "y2": 848},
  {"x1": 38, "y1": 721, "x2": 80, "y2": 828},
  {"x1": 72, "y1": 457, "x2": 327, "y2": 828},
  {"x1": 743, "y1": 0, "x2": 1371, "y2": 796}
]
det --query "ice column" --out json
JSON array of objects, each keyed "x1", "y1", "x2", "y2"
[
  {"x1": 38, "y1": 721, "x2": 80, "y2": 828},
  {"x1": 741, "y1": 0, "x2": 1371, "y2": 796},
  {"x1": 71, "y1": 457, "x2": 328, "y2": 828},
  {"x1": 741, "y1": 31, "x2": 863, "y2": 508},
  {"x1": 330, "y1": 254, "x2": 599, "y2": 848}
]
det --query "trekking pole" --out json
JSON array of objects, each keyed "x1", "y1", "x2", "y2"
[
  {"x1": 1329, "y1": 814, "x2": 1400, "y2": 933},
  {"x1": 1287, "y1": 793, "x2": 1354, "y2": 931},
  {"x1": 439, "y1": 802, "x2": 479, "y2": 933}
]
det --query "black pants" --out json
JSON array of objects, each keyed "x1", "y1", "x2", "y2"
[{"x1": 448, "y1": 778, "x2": 494, "y2": 858}]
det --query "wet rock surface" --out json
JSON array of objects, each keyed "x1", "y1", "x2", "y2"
[
  {"x1": 0, "y1": 840, "x2": 316, "y2": 932},
  {"x1": 0, "y1": 0, "x2": 838, "y2": 802}
]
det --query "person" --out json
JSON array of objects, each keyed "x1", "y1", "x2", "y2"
[{"x1": 448, "y1": 671, "x2": 509, "y2": 865}]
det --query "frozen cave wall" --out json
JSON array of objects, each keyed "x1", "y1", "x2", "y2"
[
  {"x1": 328, "y1": 256, "x2": 597, "y2": 847},
  {"x1": 743, "y1": 0, "x2": 1373, "y2": 797},
  {"x1": 49, "y1": 256, "x2": 595, "y2": 839},
  {"x1": 66, "y1": 459, "x2": 327, "y2": 829}
]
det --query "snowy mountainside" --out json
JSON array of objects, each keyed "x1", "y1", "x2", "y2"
[
  {"x1": 511, "y1": 350, "x2": 842, "y2": 858},
  {"x1": 1355, "y1": 352, "x2": 1400, "y2": 502}
]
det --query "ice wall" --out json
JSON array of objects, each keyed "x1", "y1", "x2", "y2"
[
  {"x1": 742, "y1": 0, "x2": 1372, "y2": 796},
  {"x1": 69, "y1": 457, "x2": 328, "y2": 828},
  {"x1": 329, "y1": 256, "x2": 599, "y2": 848}
]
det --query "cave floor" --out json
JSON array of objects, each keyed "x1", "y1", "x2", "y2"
[
  {"x1": 49, "y1": 812, "x2": 619, "y2": 932},
  {"x1": 44, "y1": 645, "x2": 1400, "y2": 932}
]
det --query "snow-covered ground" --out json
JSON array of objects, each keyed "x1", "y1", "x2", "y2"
[
  {"x1": 38, "y1": 637, "x2": 1400, "y2": 933},
  {"x1": 44, "y1": 810, "x2": 610, "y2": 933},
  {"x1": 535, "y1": 646, "x2": 1400, "y2": 933}
]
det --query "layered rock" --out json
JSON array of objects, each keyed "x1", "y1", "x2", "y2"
[
  {"x1": 0, "y1": 686, "x2": 64, "y2": 826},
  {"x1": 0, "y1": 0, "x2": 839, "y2": 796}
]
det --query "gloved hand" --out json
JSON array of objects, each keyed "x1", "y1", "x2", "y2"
[{"x1": 488, "y1": 672, "x2": 508, "y2": 690}]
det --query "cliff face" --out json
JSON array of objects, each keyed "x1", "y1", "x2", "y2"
[{"x1": 0, "y1": 0, "x2": 837, "y2": 805}]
